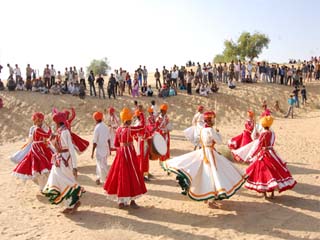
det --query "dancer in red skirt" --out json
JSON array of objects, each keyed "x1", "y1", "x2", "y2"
[
  {"x1": 228, "y1": 110, "x2": 255, "y2": 150},
  {"x1": 12, "y1": 112, "x2": 53, "y2": 191},
  {"x1": 53, "y1": 107, "x2": 89, "y2": 153},
  {"x1": 104, "y1": 107, "x2": 147, "y2": 209},
  {"x1": 245, "y1": 116, "x2": 297, "y2": 198}
]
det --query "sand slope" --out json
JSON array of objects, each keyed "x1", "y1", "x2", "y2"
[{"x1": 0, "y1": 82, "x2": 319, "y2": 240}]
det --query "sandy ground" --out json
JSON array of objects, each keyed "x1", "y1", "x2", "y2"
[{"x1": 0, "y1": 81, "x2": 319, "y2": 240}]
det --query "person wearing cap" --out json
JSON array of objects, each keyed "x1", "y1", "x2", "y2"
[
  {"x1": 105, "y1": 107, "x2": 120, "y2": 149},
  {"x1": 155, "y1": 103, "x2": 171, "y2": 161},
  {"x1": 183, "y1": 105, "x2": 205, "y2": 150},
  {"x1": 164, "y1": 110, "x2": 247, "y2": 208},
  {"x1": 91, "y1": 111, "x2": 111, "y2": 185},
  {"x1": 104, "y1": 108, "x2": 147, "y2": 209},
  {"x1": 228, "y1": 110, "x2": 255, "y2": 152},
  {"x1": 245, "y1": 116, "x2": 296, "y2": 199},
  {"x1": 12, "y1": 112, "x2": 53, "y2": 192},
  {"x1": 43, "y1": 111, "x2": 83, "y2": 214}
]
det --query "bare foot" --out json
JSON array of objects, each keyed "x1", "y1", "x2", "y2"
[
  {"x1": 62, "y1": 208, "x2": 73, "y2": 214},
  {"x1": 118, "y1": 203, "x2": 125, "y2": 209},
  {"x1": 208, "y1": 202, "x2": 221, "y2": 209},
  {"x1": 70, "y1": 201, "x2": 81, "y2": 214},
  {"x1": 263, "y1": 192, "x2": 268, "y2": 199},
  {"x1": 269, "y1": 192, "x2": 275, "y2": 199},
  {"x1": 96, "y1": 179, "x2": 101, "y2": 185},
  {"x1": 130, "y1": 201, "x2": 140, "y2": 209}
]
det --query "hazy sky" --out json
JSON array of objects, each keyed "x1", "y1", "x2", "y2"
[{"x1": 0, "y1": 0, "x2": 319, "y2": 77}]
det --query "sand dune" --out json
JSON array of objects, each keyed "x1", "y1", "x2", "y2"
[{"x1": 0, "y1": 82, "x2": 319, "y2": 240}]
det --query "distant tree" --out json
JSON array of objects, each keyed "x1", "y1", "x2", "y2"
[
  {"x1": 213, "y1": 54, "x2": 227, "y2": 63},
  {"x1": 214, "y1": 32, "x2": 270, "y2": 62},
  {"x1": 87, "y1": 58, "x2": 111, "y2": 76}
]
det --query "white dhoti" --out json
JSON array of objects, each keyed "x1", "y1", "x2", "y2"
[{"x1": 96, "y1": 154, "x2": 108, "y2": 183}]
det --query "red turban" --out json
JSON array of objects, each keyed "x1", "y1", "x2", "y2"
[
  {"x1": 93, "y1": 112, "x2": 103, "y2": 121},
  {"x1": 32, "y1": 112, "x2": 44, "y2": 122},
  {"x1": 260, "y1": 109, "x2": 271, "y2": 117},
  {"x1": 63, "y1": 109, "x2": 70, "y2": 119},
  {"x1": 198, "y1": 105, "x2": 204, "y2": 112},
  {"x1": 53, "y1": 112, "x2": 67, "y2": 124},
  {"x1": 204, "y1": 111, "x2": 215, "y2": 120},
  {"x1": 109, "y1": 107, "x2": 115, "y2": 114}
]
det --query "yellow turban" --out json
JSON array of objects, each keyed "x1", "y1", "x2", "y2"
[
  {"x1": 260, "y1": 116, "x2": 273, "y2": 128},
  {"x1": 120, "y1": 107, "x2": 133, "y2": 123}
]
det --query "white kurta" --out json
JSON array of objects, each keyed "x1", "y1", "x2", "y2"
[
  {"x1": 105, "y1": 114, "x2": 120, "y2": 148},
  {"x1": 184, "y1": 112, "x2": 204, "y2": 147},
  {"x1": 43, "y1": 127, "x2": 82, "y2": 208},
  {"x1": 93, "y1": 122, "x2": 110, "y2": 182},
  {"x1": 165, "y1": 127, "x2": 247, "y2": 201}
]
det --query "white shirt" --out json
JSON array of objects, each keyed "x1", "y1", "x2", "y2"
[
  {"x1": 93, "y1": 122, "x2": 110, "y2": 157},
  {"x1": 50, "y1": 68, "x2": 56, "y2": 77},
  {"x1": 151, "y1": 104, "x2": 159, "y2": 117},
  {"x1": 171, "y1": 70, "x2": 179, "y2": 79},
  {"x1": 60, "y1": 128, "x2": 78, "y2": 168},
  {"x1": 15, "y1": 67, "x2": 21, "y2": 76},
  {"x1": 79, "y1": 70, "x2": 85, "y2": 79},
  {"x1": 235, "y1": 64, "x2": 240, "y2": 72}
]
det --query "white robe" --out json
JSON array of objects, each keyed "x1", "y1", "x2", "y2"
[
  {"x1": 165, "y1": 127, "x2": 246, "y2": 201},
  {"x1": 43, "y1": 127, "x2": 81, "y2": 208},
  {"x1": 183, "y1": 112, "x2": 204, "y2": 147}
]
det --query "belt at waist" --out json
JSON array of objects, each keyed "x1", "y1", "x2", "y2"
[
  {"x1": 120, "y1": 142, "x2": 133, "y2": 147},
  {"x1": 262, "y1": 146, "x2": 273, "y2": 150}
]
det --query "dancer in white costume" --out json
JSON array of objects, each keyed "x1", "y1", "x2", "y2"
[
  {"x1": 92, "y1": 111, "x2": 111, "y2": 185},
  {"x1": 183, "y1": 105, "x2": 205, "y2": 150},
  {"x1": 164, "y1": 111, "x2": 247, "y2": 208},
  {"x1": 43, "y1": 111, "x2": 83, "y2": 214}
]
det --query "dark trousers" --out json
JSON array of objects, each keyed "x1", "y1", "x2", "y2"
[
  {"x1": 156, "y1": 78, "x2": 162, "y2": 89},
  {"x1": 98, "y1": 85, "x2": 105, "y2": 98},
  {"x1": 89, "y1": 83, "x2": 96, "y2": 96},
  {"x1": 44, "y1": 77, "x2": 50, "y2": 89},
  {"x1": 108, "y1": 88, "x2": 116, "y2": 99},
  {"x1": 280, "y1": 75, "x2": 284, "y2": 85},
  {"x1": 187, "y1": 83, "x2": 192, "y2": 94},
  {"x1": 50, "y1": 76, "x2": 55, "y2": 87}
]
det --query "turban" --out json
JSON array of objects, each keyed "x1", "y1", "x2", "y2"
[
  {"x1": 260, "y1": 116, "x2": 273, "y2": 128},
  {"x1": 109, "y1": 107, "x2": 115, "y2": 114},
  {"x1": 247, "y1": 110, "x2": 254, "y2": 118},
  {"x1": 160, "y1": 104, "x2": 168, "y2": 111},
  {"x1": 32, "y1": 112, "x2": 44, "y2": 122},
  {"x1": 53, "y1": 112, "x2": 67, "y2": 124},
  {"x1": 63, "y1": 109, "x2": 70, "y2": 119},
  {"x1": 135, "y1": 109, "x2": 141, "y2": 117},
  {"x1": 198, "y1": 105, "x2": 204, "y2": 112},
  {"x1": 204, "y1": 111, "x2": 215, "y2": 120},
  {"x1": 120, "y1": 107, "x2": 133, "y2": 123},
  {"x1": 93, "y1": 111, "x2": 103, "y2": 121},
  {"x1": 261, "y1": 109, "x2": 271, "y2": 117},
  {"x1": 147, "y1": 107, "x2": 153, "y2": 113}
]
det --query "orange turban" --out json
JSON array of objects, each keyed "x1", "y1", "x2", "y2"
[
  {"x1": 147, "y1": 107, "x2": 153, "y2": 113},
  {"x1": 93, "y1": 111, "x2": 103, "y2": 121},
  {"x1": 160, "y1": 104, "x2": 168, "y2": 111},
  {"x1": 198, "y1": 105, "x2": 204, "y2": 112},
  {"x1": 135, "y1": 109, "x2": 142, "y2": 117},
  {"x1": 247, "y1": 110, "x2": 254, "y2": 118},
  {"x1": 32, "y1": 112, "x2": 44, "y2": 122},
  {"x1": 203, "y1": 111, "x2": 215, "y2": 120},
  {"x1": 120, "y1": 107, "x2": 133, "y2": 123},
  {"x1": 260, "y1": 116, "x2": 273, "y2": 128}
]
